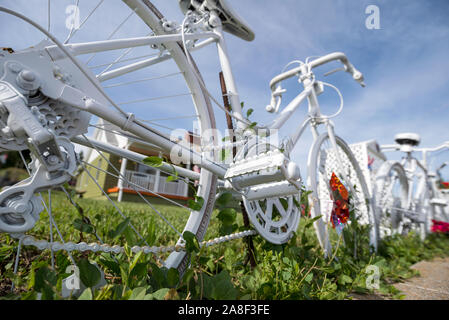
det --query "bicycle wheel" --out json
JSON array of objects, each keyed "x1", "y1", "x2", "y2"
[
  {"x1": 404, "y1": 165, "x2": 432, "y2": 240},
  {"x1": 0, "y1": 0, "x2": 218, "y2": 280},
  {"x1": 374, "y1": 161, "x2": 409, "y2": 238},
  {"x1": 415, "y1": 179, "x2": 433, "y2": 240},
  {"x1": 307, "y1": 133, "x2": 378, "y2": 257}
]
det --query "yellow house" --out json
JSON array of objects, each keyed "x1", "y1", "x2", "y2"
[{"x1": 76, "y1": 119, "x2": 193, "y2": 203}]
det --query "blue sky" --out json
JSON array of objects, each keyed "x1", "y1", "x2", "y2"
[{"x1": 1, "y1": 0, "x2": 449, "y2": 177}]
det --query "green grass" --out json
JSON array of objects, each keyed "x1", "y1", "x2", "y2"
[{"x1": 0, "y1": 191, "x2": 448, "y2": 300}]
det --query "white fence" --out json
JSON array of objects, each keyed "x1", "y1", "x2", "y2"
[{"x1": 123, "y1": 170, "x2": 188, "y2": 197}]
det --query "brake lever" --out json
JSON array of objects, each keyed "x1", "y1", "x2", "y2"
[{"x1": 324, "y1": 67, "x2": 346, "y2": 77}]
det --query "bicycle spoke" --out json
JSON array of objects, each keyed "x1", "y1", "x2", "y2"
[
  {"x1": 85, "y1": 9, "x2": 137, "y2": 65},
  {"x1": 79, "y1": 161, "x2": 156, "y2": 243},
  {"x1": 117, "y1": 92, "x2": 192, "y2": 106},
  {"x1": 102, "y1": 72, "x2": 182, "y2": 88}
]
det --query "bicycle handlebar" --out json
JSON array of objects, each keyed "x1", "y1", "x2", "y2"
[
  {"x1": 269, "y1": 52, "x2": 365, "y2": 91},
  {"x1": 380, "y1": 144, "x2": 400, "y2": 151},
  {"x1": 415, "y1": 142, "x2": 449, "y2": 153},
  {"x1": 381, "y1": 142, "x2": 449, "y2": 153}
]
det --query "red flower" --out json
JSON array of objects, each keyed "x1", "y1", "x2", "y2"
[{"x1": 431, "y1": 220, "x2": 449, "y2": 234}]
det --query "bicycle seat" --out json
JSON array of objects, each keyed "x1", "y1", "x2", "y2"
[
  {"x1": 394, "y1": 133, "x2": 421, "y2": 146},
  {"x1": 179, "y1": 0, "x2": 255, "y2": 41}
]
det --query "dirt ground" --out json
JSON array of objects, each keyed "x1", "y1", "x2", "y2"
[{"x1": 351, "y1": 257, "x2": 449, "y2": 300}]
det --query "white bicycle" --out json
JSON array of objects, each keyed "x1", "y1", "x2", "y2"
[
  {"x1": 379, "y1": 133, "x2": 449, "y2": 239},
  {"x1": 0, "y1": 0, "x2": 377, "y2": 278}
]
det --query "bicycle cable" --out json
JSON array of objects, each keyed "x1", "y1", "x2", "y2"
[{"x1": 319, "y1": 81, "x2": 344, "y2": 119}]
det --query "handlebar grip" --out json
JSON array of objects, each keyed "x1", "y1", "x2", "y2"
[
  {"x1": 352, "y1": 69, "x2": 365, "y2": 87},
  {"x1": 344, "y1": 62, "x2": 365, "y2": 87}
]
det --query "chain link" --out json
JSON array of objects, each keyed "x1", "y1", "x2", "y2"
[{"x1": 17, "y1": 230, "x2": 258, "y2": 255}]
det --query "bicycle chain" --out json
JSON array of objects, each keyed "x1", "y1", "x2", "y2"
[{"x1": 16, "y1": 230, "x2": 258, "y2": 255}]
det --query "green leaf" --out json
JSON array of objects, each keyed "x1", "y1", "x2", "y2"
[
  {"x1": 304, "y1": 215, "x2": 322, "y2": 229},
  {"x1": 166, "y1": 268, "x2": 179, "y2": 288},
  {"x1": 129, "y1": 287, "x2": 147, "y2": 300},
  {"x1": 149, "y1": 263, "x2": 166, "y2": 289},
  {"x1": 124, "y1": 226, "x2": 138, "y2": 246},
  {"x1": 338, "y1": 274, "x2": 353, "y2": 285},
  {"x1": 219, "y1": 223, "x2": 238, "y2": 237},
  {"x1": 73, "y1": 218, "x2": 95, "y2": 234},
  {"x1": 143, "y1": 217, "x2": 156, "y2": 246},
  {"x1": 108, "y1": 218, "x2": 130, "y2": 239},
  {"x1": 187, "y1": 196, "x2": 204, "y2": 211},
  {"x1": 216, "y1": 192, "x2": 233, "y2": 209},
  {"x1": 78, "y1": 259, "x2": 101, "y2": 288},
  {"x1": 182, "y1": 269, "x2": 194, "y2": 285},
  {"x1": 129, "y1": 263, "x2": 148, "y2": 282},
  {"x1": 152, "y1": 288, "x2": 170, "y2": 300},
  {"x1": 246, "y1": 108, "x2": 254, "y2": 118},
  {"x1": 211, "y1": 270, "x2": 238, "y2": 300},
  {"x1": 143, "y1": 156, "x2": 163, "y2": 167},
  {"x1": 282, "y1": 270, "x2": 292, "y2": 281},
  {"x1": 201, "y1": 273, "x2": 214, "y2": 299},
  {"x1": 78, "y1": 288, "x2": 93, "y2": 300},
  {"x1": 217, "y1": 208, "x2": 237, "y2": 226},
  {"x1": 33, "y1": 265, "x2": 57, "y2": 299},
  {"x1": 304, "y1": 272, "x2": 314, "y2": 283},
  {"x1": 248, "y1": 122, "x2": 258, "y2": 129},
  {"x1": 183, "y1": 231, "x2": 200, "y2": 253},
  {"x1": 166, "y1": 175, "x2": 178, "y2": 182},
  {"x1": 99, "y1": 258, "x2": 120, "y2": 276},
  {"x1": 129, "y1": 251, "x2": 143, "y2": 273}
]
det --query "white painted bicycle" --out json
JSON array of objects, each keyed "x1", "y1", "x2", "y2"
[
  {"x1": 0, "y1": 0, "x2": 378, "y2": 276},
  {"x1": 379, "y1": 133, "x2": 449, "y2": 239}
]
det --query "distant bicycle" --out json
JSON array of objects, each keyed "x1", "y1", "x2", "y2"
[{"x1": 379, "y1": 133, "x2": 449, "y2": 239}]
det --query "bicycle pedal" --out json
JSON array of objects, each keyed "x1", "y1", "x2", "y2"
[
  {"x1": 245, "y1": 180, "x2": 301, "y2": 201},
  {"x1": 224, "y1": 149, "x2": 300, "y2": 190},
  {"x1": 430, "y1": 198, "x2": 448, "y2": 207}
]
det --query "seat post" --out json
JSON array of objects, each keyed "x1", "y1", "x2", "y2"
[{"x1": 210, "y1": 11, "x2": 246, "y2": 132}]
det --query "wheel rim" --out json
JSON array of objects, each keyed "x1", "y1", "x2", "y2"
[
  {"x1": 375, "y1": 162, "x2": 409, "y2": 238},
  {"x1": 308, "y1": 133, "x2": 377, "y2": 257}
]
